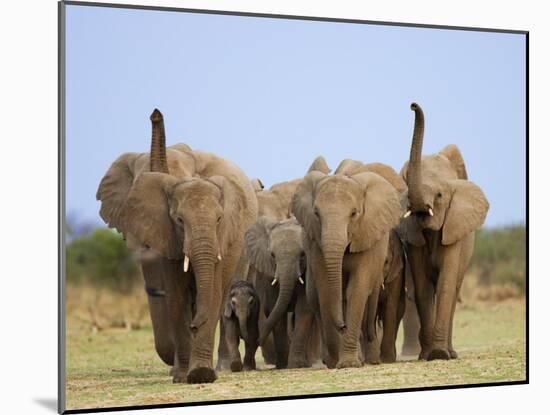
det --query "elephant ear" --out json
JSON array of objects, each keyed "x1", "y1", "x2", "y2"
[
  {"x1": 307, "y1": 156, "x2": 331, "y2": 174},
  {"x1": 96, "y1": 152, "x2": 141, "y2": 231},
  {"x1": 395, "y1": 191, "x2": 426, "y2": 247},
  {"x1": 334, "y1": 159, "x2": 363, "y2": 175},
  {"x1": 118, "y1": 172, "x2": 182, "y2": 259},
  {"x1": 349, "y1": 172, "x2": 401, "y2": 252},
  {"x1": 291, "y1": 171, "x2": 326, "y2": 241},
  {"x1": 245, "y1": 216, "x2": 277, "y2": 275},
  {"x1": 442, "y1": 180, "x2": 489, "y2": 245},
  {"x1": 208, "y1": 175, "x2": 245, "y2": 254},
  {"x1": 440, "y1": 144, "x2": 468, "y2": 180}
]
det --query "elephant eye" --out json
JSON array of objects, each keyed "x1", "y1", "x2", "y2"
[
  {"x1": 314, "y1": 208, "x2": 320, "y2": 218},
  {"x1": 217, "y1": 215, "x2": 222, "y2": 224},
  {"x1": 351, "y1": 208, "x2": 358, "y2": 218},
  {"x1": 437, "y1": 192, "x2": 442, "y2": 198},
  {"x1": 176, "y1": 216, "x2": 184, "y2": 224},
  {"x1": 270, "y1": 252, "x2": 276, "y2": 260}
]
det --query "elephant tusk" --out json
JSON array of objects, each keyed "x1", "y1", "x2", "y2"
[
  {"x1": 428, "y1": 208, "x2": 434, "y2": 217},
  {"x1": 299, "y1": 276, "x2": 304, "y2": 285},
  {"x1": 183, "y1": 255, "x2": 190, "y2": 272},
  {"x1": 381, "y1": 283, "x2": 385, "y2": 290},
  {"x1": 217, "y1": 253, "x2": 222, "y2": 261},
  {"x1": 403, "y1": 210, "x2": 412, "y2": 218},
  {"x1": 271, "y1": 278, "x2": 278, "y2": 286}
]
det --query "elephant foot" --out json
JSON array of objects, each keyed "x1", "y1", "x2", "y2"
[
  {"x1": 364, "y1": 357, "x2": 380, "y2": 365},
  {"x1": 172, "y1": 369, "x2": 188, "y2": 383},
  {"x1": 322, "y1": 356, "x2": 338, "y2": 369},
  {"x1": 288, "y1": 357, "x2": 311, "y2": 369},
  {"x1": 418, "y1": 349, "x2": 431, "y2": 360},
  {"x1": 243, "y1": 361, "x2": 256, "y2": 371},
  {"x1": 186, "y1": 366, "x2": 217, "y2": 384},
  {"x1": 401, "y1": 344, "x2": 422, "y2": 356},
  {"x1": 380, "y1": 353, "x2": 396, "y2": 364},
  {"x1": 449, "y1": 349, "x2": 458, "y2": 359},
  {"x1": 275, "y1": 362, "x2": 288, "y2": 369},
  {"x1": 230, "y1": 360, "x2": 243, "y2": 372},
  {"x1": 336, "y1": 358, "x2": 364, "y2": 369},
  {"x1": 427, "y1": 348, "x2": 450, "y2": 361},
  {"x1": 216, "y1": 358, "x2": 233, "y2": 371}
]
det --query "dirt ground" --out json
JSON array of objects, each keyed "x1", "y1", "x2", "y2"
[{"x1": 64, "y1": 298, "x2": 526, "y2": 410}]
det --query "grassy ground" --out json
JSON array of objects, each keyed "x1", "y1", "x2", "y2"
[{"x1": 65, "y1": 298, "x2": 526, "y2": 410}]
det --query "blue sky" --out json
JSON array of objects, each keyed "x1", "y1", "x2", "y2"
[{"x1": 65, "y1": 4, "x2": 526, "y2": 228}]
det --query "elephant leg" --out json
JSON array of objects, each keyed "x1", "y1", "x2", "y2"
[
  {"x1": 428, "y1": 244, "x2": 461, "y2": 361},
  {"x1": 448, "y1": 271, "x2": 466, "y2": 359},
  {"x1": 380, "y1": 273, "x2": 405, "y2": 363},
  {"x1": 288, "y1": 294, "x2": 314, "y2": 368},
  {"x1": 216, "y1": 243, "x2": 247, "y2": 371},
  {"x1": 401, "y1": 266, "x2": 422, "y2": 356},
  {"x1": 223, "y1": 317, "x2": 243, "y2": 372},
  {"x1": 409, "y1": 249, "x2": 435, "y2": 360},
  {"x1": 161, "y1": 259, "x2": 192, "y2": 382},
  {"x1": 243, "y1": 340, "x2": 258, "y2": 371},
  {"x1": 447, "y1": 296, "x2": 458, "y2": 359},
  {"x1": 141, "y1": 257, "x2": 174, "y2": 366},
  {"x1": 306, "y1": 318, "x2": 322, "y2": 366},
  {"x1": 272, "y1": 317, "x2": 289, "y2": 369},
  {"x1": 216, "y1": 318, "x2": 232, "y2": 371},
  {"x1": 337, "y1": 274, "x2": 370, "y2": 368},
  {"x1": 362, "y1": 291, "x2": 381, "y2": 366}
]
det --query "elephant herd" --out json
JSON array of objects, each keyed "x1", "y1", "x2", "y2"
[{"x1": 96, "y1": 103, "x2": 489, "y2": 384}]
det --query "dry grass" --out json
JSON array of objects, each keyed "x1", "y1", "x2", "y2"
[{"x1": 64, "y1": 284, "x2": 526, "y2": 411}]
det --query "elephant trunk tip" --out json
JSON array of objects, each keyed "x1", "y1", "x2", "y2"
[
  {"x1": 150, "y1": 108, "x2": 163, "y2": 122},
  {"x1": 189, "y1": 314, "x2": 208, "y2": 334},
  {"x1": 410, "y1": 102, "x2": 419, "y2": 111}
]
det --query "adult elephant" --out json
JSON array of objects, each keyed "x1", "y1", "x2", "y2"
[
  {"x1": 96, "y1": 109, "x2": 258, "y2": 383},
  {"x1": 333, "y1": 160, "x2": 407, "y2": 364},
  {"x1": 246, "y1": 217, "x2": 319, "y2": 368},
  {"x1": 248, "y1": 157, "x2": 330, "y2": 367},
  {"x1": 398, "y1": 103, "x2": 489, "y2": 360},
  {"x1": 291, "y1": 163, "x2": 401, "y2": 368}
]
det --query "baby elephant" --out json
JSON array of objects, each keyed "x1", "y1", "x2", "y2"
[{"x1": 223, "y1": 281, "x2": 260, "y2": 372}]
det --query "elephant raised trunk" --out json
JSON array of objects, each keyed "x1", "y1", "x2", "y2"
[
  {"x1": 407, "y1": 102, "x2": 426, "y2": 212},
  {"x1": 149, "y1": 109, "x2": 169, "y2": 174},
  {"x1": 260, "y1": 264, "x2": 297, "y2": 344},
  {"x1": 189, "y1": 227, "x2": 217, "y2": 332}
]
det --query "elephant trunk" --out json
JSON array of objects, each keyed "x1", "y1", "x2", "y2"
[
  {"x1": 149, "y1": 109, "x2": 169, "y2": 174},
  {"x1": 189, "y1": 227, "x2": 217, "y2": 332},
  {"x1": 321, "y1": 226, "x2": 347, "y2": 331},
  {"x1": 407, "y1": 102, "x2": 425, "y2": 211},
  {"x1": 260, "y1": 265, "x2": 297, "y2": 343},
  {"x1": 237, "y1": 313, "x2": 249, "y2": 341}
]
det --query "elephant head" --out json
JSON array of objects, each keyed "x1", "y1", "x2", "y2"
[
  {"x1": 400, "y1": 103, "x2": 489, "y2": 245},
  {"x1": 224, "y1": 281, "x2": 259, "y2": 340},
  {"x1": 245, "y1": 217, "x2": 306, "y2": 344},
  {"x1": 292, "y1": 169, "x2": 401, "y2": 331},
  {"x1": 98, "y1": 109, "x2": 241, "y2": 333}
]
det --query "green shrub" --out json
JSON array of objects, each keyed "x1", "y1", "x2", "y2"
[
  {"x1": 66, "y1": 228, "x2": 139, "y2": 293},
  {"x1": 472, "y1": 225, "x2": 526, "y2": 292}
]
